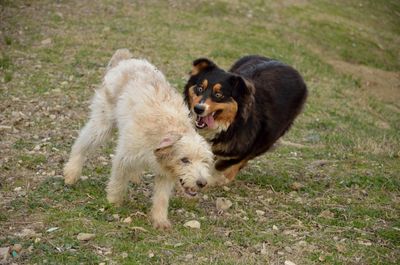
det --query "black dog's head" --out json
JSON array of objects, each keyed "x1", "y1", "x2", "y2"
[{"x1": 184, "y1": 58, "x2": 254, "y2": 139}]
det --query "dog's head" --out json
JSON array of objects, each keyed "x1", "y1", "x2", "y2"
[
  {"x1": 154, "y1": 132, "x2": 213, "y2": 197},
  {"x1": 184, "y1": 58, "x2": 254, "y2": 139}
]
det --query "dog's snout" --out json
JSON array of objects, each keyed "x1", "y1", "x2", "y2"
[
  {"x1": 194, "y1": 104, "x2": 205, "y2": 115},
  {"x1": 196, "y1": 178, "x2": 207, "y2": 189}
]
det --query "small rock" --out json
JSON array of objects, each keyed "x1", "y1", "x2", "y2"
[
  {"x1": 12, "y1": 244, "x2": 22, "y2": 253},
  {"x1": 284, "y1": 246, "x2": 292, "y2": 253},
  {"x1": 34, "y1": 238, "x2": 41, "y2": 243},
  {"x1": 46, "y1": 227, "x2": 59, "y2": 233},
  {"x1": 336, "y1": 243, "x2": 346, "y2": 253},
  {"x1": 222, "y1": 186, "x2": 230, "y2": 191},
  {"x1": 202, "y1": 194, "x2": 209, "y2": 200},
  {"x1": 224, "y1": 241, "x2": 233, "y2": 247},
  {"x1": 0, "y1": 247, "x2": 10, "y2": 261},
  {"x1": 319, "y1": 255, "x2": 326, "y2": 262},
  {"x1": 260, "y1": 243, "x2": 268, "y2": 255},
  {"x1": 272, "y1": 225, "x2": 279, "y2": 231},
  {"x1": 123, "y1": 217, "x2": 132, "y2": 223},
  {"x1": 14, "y1": 187, "x2": 22, "y2": 192},
  {"x1": 184, "y1": 220, "x2": 201, "y2": 229},
  {"x1": 256, "y1": 210, "x2": 265, "y2": 216},
  {"x1": 216, "y1": 197, "x2": 233, "y2": 211},
  {"x1": 41, "y1": 38, "x2": 52, "y2": 45},
  {"x1": 148, "y1": 252, "x2": 155, "y2": 258},
  {"x1": 290, "y1": 182, "x2": 304, "y2": 191},
  {"x1": 318, "y1": 210, "x2": 335, "y2": 219},
  {"x1": 112, "y1": 214, "x2": 120, "y2": 221},
  {"x1": 77, "y1": 233, "x2": 95, "y2": 241},
  {"x1": 185, "y1": 254, "x2": 193, "y2": 260},
  {"x1": 285, "y1": 260, "x2": 297, "y2": 265}
]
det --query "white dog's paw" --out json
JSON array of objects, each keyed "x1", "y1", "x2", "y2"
[
  {"x1": 152, "y1": 219, "x2": 172, "y2": 230},
  {"x1": 63, "y1": 163, "x2": 80, "y2": 185},
  {"x1": 106, "y1": 193, "x2": 124, "y2": 207}
]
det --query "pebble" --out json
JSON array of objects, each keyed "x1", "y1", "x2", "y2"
[
  {"x1": 122, "y1": 217, "x2": 132, "y2": 223},
  {"x1": 183, "y1": 220, "x2": 201, "y2": 229},
  {"x1": 222, "y1": 186, "x2": 230, "y2": 191},
  {"x1": 0, "y1": 247, "x2": 10, "y2": 261},
  {"x1": 12, "y1": 244, "x2": 22, "y2": 253},
  {"x1": 77, "y1": 233, "x2": 96, "y2": 241},
  {"x1": 285, "y1": 261, "x2": 297, "y2": 265},
  {"x1": 318, "y1": 210, "x2": 335, "y2": 219},
  {"x1": 112, "y1": 214, "x2": 120, "y2": 221},
  {"x1": 256, "y1": 210, "x2": 265, "y2": 216},
  {"x1": 272, "y1": 225, "x2": 279, "y2": 231},
  {"x1": 216, "y1": 197, "x2": 233, "y2": 211},
  {"x1": 290, "y1": 182, "x2": 304, "y2": 191},
  {"x1": 41, "y1": 38, "x2": 52, "y2": 45}
]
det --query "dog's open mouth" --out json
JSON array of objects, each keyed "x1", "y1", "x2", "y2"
[
  {"x1": 195, "y1": 112, "x2": 218, "y2": 129},
  {"x1": 179, "y1": 179, "x2": 198, "y2": 197},
  {"x1": 184, "y1": 187, "x2": 197, "y2": 197}
]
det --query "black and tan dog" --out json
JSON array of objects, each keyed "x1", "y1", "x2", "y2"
[{"x1": 184, "y1": 55, "x2": 307, "y2": 183}]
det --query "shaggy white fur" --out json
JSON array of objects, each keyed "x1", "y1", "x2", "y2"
[{"x1": 64, "y1": 49, "x2": 213, "y2": 229}]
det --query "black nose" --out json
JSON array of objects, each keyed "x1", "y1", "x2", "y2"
[
  {"x1": 194, "y1": 104, "x2": 205, "y2": 115},
  {"x1": 196, "y1": 178, "x2": 207, "y2": 188}
]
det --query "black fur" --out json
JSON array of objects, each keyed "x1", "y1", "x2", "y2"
[{"x1": 184, "y1": 55, "x2": 308, "y2": 173}]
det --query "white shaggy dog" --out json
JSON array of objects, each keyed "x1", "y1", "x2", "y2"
[{"x1": 64, "y1": 49, "x2": 213, "y2": 229}]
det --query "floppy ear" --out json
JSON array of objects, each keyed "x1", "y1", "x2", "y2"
[
  {"x1": 154, "y1": 133, "x2": 182, "y2": 160},
  {"x1": 190, "y1": 58, "x2": 216, "y2": 76},
  {"x1": 230, "y1": 75, "x2": 255, "y2": 121}
]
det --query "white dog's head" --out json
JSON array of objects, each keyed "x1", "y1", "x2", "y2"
[{"x1": 154, "y1": 132, "x2": 213, "y2": 197}]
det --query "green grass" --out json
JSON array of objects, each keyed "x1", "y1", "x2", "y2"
[{"x1": 1, "y1": 0, "x2": 399, "y2": 264}]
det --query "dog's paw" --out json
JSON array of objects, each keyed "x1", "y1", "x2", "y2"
[
  {"x1": 63, "y1": 162, "x2": 81, "y2": 185},
  {"x1": 106, "y1": 194, "x2": 124, "y2": 207},
  {"x1": 152, "y1": 219, "x2": 172, "y2": 230}
]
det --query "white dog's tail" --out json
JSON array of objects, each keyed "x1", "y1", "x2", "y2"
[{"x1": 106, "y1": 48, "x2": 133, "y2": 70}]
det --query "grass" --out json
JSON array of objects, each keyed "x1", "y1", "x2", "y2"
[{"x1": 0, "y1": 0, "x2": 399, "y2": 264}]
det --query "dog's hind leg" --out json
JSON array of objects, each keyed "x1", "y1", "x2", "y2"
[
  {"x1": 64, "y1": 92, "x2": 114, "y2": 185},
  {"x1": 150, "y1": 175, "x2": 175, "y2": 230}
]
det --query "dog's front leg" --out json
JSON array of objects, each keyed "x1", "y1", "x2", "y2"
[{"x1": 151, "y1": 175, "x2": 175, "y2": 230}]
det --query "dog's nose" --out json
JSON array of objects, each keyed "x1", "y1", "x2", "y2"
[
  {"x1": 194, "y1": 104, "x2": 205, "y2": 115},
  {"x1": 196, "y1": 178, "x2": 207, "y2": 189}
]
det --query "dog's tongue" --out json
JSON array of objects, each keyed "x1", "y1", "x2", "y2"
[{"x1": 203, "y1": 114, "x2": 215, "y2": 128}]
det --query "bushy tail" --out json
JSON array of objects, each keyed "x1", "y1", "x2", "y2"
[{"x1": 106, "y1": 48, "x2": 133, "y2": 70}]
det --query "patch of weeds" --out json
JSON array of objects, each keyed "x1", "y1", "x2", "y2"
[
  {"x1": 17, "y1": 154, "x2": 46, "y2": 170},
  {"x1": 377, "y1": 227, "x2": 400, "y2": 245},
  {"x1": 0, "y1": 54, "x2": 11, "y2": 69},
  {"x1": 13, "y1": 139, "x2": 35, "y2": 150},
  {"x1": 4, "y1": 35, "x2": 12, "y2": 45}
]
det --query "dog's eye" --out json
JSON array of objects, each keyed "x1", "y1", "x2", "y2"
[
  {"x1": 215, "y1": 92, "x2": 223, "y2": 99},
  {"x1": 196, "y1": 86, "x2": 203, "y2": 93},
  {"x1": 180, "y1": 157, "x2": 191, "y2": 164}
]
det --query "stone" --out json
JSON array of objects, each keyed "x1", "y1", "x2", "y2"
[
  {"x1": 216, "y1": 198, "x2": 233, "y2": 211},
  {"x1": 77, "y1": 233, "x2": 95, "y2": 241},
  {"x1": 122, "y1": 217, "x2": 132, "y2": 223},
  {"x1": 183, "y1": 220, "x2": 201, "y2": 229},
  {"x1": 0, "y1": 247, "x2": 10, "y2": 262}
]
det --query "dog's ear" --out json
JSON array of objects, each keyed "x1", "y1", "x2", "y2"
[
  {"x1": 230, "y1": 75, "x2": 255, "y2": 121},
  {"x1": 190, "y1": 58, "x2": 216, "y2": 76},
  {"x1": 154, "y1": 133, "x2": 182, "y2": 160}
]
